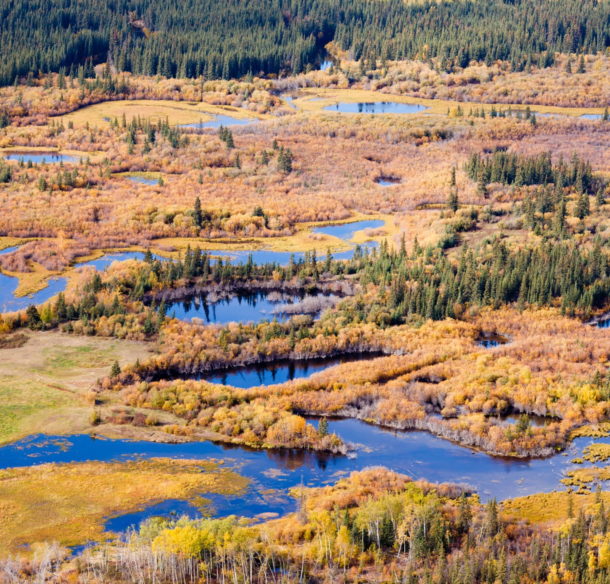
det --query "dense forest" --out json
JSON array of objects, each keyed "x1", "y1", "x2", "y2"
[{"x1": 1, "y1": 0, "x2": 609, "y2": 85}]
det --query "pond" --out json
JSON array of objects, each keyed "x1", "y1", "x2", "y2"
[
  {"x1": 124, "y1": 175, "x2": 160, "y2": 186},
  {"x1": 375, "y1": 177, "x2": 401, "y2": 187},
  {"x1": 310, "y1": 219, "x2": 384, "y2": 241},
  {"x1": 163, "y1": 290, "x2": 338, "y2": 325},
  {"x1": 580, "y1": 114, "x2": 603, "y2": 120},
  {"x1": 179, "y1": 114, "x2": 258, "y2": 130},
  {"x1": 4, "y1": 152, "x2": 79, "y2": 164},
  {"x1": 195, "y1": 352, "x2": 381, "y2": 388},
  {"x1": 0, "y1": 245, "x2": 21, "y2": 256},
  {"x1": 2, "y1": 418, "x2": 609, "y2": 539},
  {"x1": 323, "y1": 102, "x2": 428, "y2": 115}
]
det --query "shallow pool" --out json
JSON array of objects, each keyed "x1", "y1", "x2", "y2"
[{"x1": 323, "y1": 102, "x2": 428, "y2": 115}]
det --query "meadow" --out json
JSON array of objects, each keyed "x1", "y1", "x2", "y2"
[{"x1": 0, "y1": 331, "x2": 152, "y2": 444}]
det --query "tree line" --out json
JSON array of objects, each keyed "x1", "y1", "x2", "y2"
[{"x1": 1, "y1": 0, "x2": 609, "y2": 85}]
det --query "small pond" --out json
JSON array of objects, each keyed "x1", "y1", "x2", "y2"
[
  {"x1": 4, "y1": 152, "x2": 78, "y2": 164},
  {"x1": 310, "y1": 219, "x2": 384, "y2": 242},
  {"x1": 179, "y1": 114, "x2": 258, "y2": 130},
  {"x1": 375, "y1": 177, "x2": 401, "y2": 187},
  {"x1": 323, "y1": 102, "x2": 428, "y2": 115},
  {"x1": 125, "y1": 175, "x2": 159, "y2": 186},
  {"x1": 580, "y1": 114, "x2": 603, "y2": 120}
]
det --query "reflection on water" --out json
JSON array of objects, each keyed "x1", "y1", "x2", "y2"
[
  {"x1": 0, "y1": 219, "x2": 382, "y2": 312},
  {"x1": 2, "y1": 417, "x2": 608, "y2": 532},
  {"x1": 163, "y1": 291, "x2": 304, "y2": 325},
  {"x1": 324, "y1": 102, "x2": 428, "y2": 115},
  {"x1": 197, "y1": 353, "x2": 383, "y2": 388}
]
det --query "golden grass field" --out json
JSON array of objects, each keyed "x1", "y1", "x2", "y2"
[
  {"x1": 502, "y1": 490, "x2": 610, "y2": 527},
  {"x1": 60, "y1": 99, "x2": 267, "y2": 127},
  {"x1": 0, "y1": 458, "x2": 247, "y2": 554},
  {"x1": 0, "y1": 331, "x2": 153, "y2": 444}
]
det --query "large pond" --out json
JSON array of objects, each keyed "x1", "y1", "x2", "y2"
[
  {"x1": 163, "y1": 290, "x2": 338, "y2": 325},
  {"x1": 179, "y1": 114, "x2": 258, "y2": 130},
  {"x1": 4, "y1": 152, "x2": 79, "y2": 164},
  {"x1": 323, "y1": 102, "x2": 428, "y2": 115},
  {"x1": 2, "y1": 419, "x2": 607, "y2": 539},
  {"x1": 196, "y1": 353, "x2": 381, "y2": 388}
]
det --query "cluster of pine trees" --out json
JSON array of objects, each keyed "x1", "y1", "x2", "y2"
[
  {"x1": 350, "y1": 238, "x2": 610, "y2": 324},
  {"x1": 1, "y1": 0, "x2": 609, "y2": 85},
  {"x1": 466, "y1": 151, "x2": 598, "y2": 193}
]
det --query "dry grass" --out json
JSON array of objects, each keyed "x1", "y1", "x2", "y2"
[{"x1": 502, "y1": 491, "x2": 610, "y2": 526}]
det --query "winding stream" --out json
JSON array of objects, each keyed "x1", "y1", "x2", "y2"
[
  {"x1": 0, "y1": 220, "x2": 380, "y2": 312},
  {"x1": 1, "y1": 419, "x2": 607, "y2": 538}
]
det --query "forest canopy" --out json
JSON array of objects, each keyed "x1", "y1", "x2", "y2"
[{"x1": 1, "y1": 0, "x2": 609, "y2": 85}]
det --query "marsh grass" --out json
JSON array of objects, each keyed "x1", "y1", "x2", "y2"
[{"x1": 0, "y1": 458, "x2": 247, "y2": 555}]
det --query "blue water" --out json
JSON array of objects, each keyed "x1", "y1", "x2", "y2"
[
  {"x1": 375, "y1": 178, "x2": 400, "y2": 187},
  {"x1": 0, "y1": 219, "x2": 381, "y2": 312},
  {"x1": 0, "y1": 273, "x2": 68, "y2": 313},
  {"x1": 581, "y1": 114, "x2": 603, "y2": 120},
  {"x1": 311, "y1": 219, "x2": 384, "y2": 242},
  {"x1": 125, "y1": 175, "x2": 159, "y2": 186},
  {"x1": 2, "y1": 417, "x2": 609, "y2": 539},
  {"x1": 323, "y1": 102, "x2": 428, "y2": 115},
  {"x1": 0, "y1": 245, "x2": 21, "y2": 255},
  {"x1": 281, "y1": 95, "x2": 297, "y2": 109},
  {"x1": 199, "y1": 353, "x2": 378, "y2": 388},
  {"x1": 164, "y1": 291, "x2": 304, "y2": 325},
  {"x1": 4, "y1": 152, "x2": 78, "y2": 164},
  {"x1": 179, "y1": 114, "x2": 258, "y2": 130},
  {"x1": 218, "y1": 243, "x2": 377, "y2": 266},
  {"x1": 76, "y1": 251, "x2": 165, "y2": 271},
  {"x1": 319, "y1": 60, "x2": 333, "y2": 71}
]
